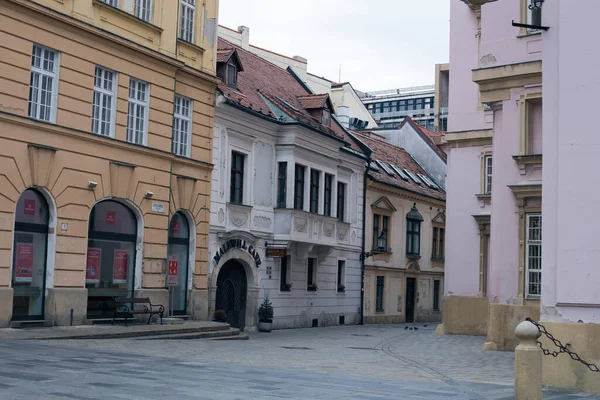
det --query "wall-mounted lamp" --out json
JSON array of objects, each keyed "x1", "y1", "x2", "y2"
[
  {"x1": 87, "y1": 181, "x2": 98, "y2": 188},
  {"x1": 144, "y1": 191, "x2": 154, "y2": 198}
]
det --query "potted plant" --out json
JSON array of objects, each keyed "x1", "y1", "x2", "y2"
[
  {"x1": 280, "y1": 283, "x2": 292, "y2": 292},
  {"x1": 337, "y1": 284, "x2": 346, "y2": 293},
  {"x1": 214, "y1": 309, "x2": 227, "y2": 323},
  {"x1": 257, "y1": 295, "x2": 274, "y2": 332},
  {"x1": 307, "y1": 283, "x2": 318, "y2": 292}
]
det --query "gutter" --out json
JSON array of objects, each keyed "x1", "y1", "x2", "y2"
[{"x1": 360, "y1": 156, "x2": 370, "y2": 325}]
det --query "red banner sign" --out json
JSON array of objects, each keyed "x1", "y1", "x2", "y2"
[
  {"x1": 106, "y1": 210, "x2": 116, "y2": 225},
  {"x1": 172, "y1": 220, "x2": 180, "y2": 234},
  {"x1": 113, "y1": 250, "x2": 128, "y2": 284},
  {"x1": 15, "y1": 243, "x2": 34, "y2": 283},
  {"x1": 86, "y1": 248, "x2": 101, "y2": 284},
  {"x1": 24, "y1": 199, "x2": 35, "y2": 216},
  {"x1": 167, "y1": 256, "x2": 178, "y2": 286}
]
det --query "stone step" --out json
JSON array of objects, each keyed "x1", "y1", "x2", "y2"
[
  {"x1": 10, "y1": 320, "x2": 54, "y2": 329},
  {"x1": 211, "y1": 332, "x2": 249, "y2": 341},
  {"x1": 136, "y1": 327, "x2": 243, "y2": 340}
]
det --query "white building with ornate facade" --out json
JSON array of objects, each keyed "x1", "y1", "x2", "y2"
[{"x1": 208, "y1": 38, "x2": 366, "y2": 331}]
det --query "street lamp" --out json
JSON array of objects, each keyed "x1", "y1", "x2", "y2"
[{"x1": 359, "y1": 231, "x2": 387, "y2": 261}]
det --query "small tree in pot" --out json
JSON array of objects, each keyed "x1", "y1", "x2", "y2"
[{"x1": 257, "y1": 295, "x2": 274, "y2": 332}]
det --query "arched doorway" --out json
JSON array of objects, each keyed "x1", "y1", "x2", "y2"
[
  {"x1": 215, "y1": 260, "x2": 247, "y2": 330},
  {"x1": 86, "y1": 200, "x2": 137, "y2": 319},
  {"x1": 12, "y1": 189, "x2": 49, "y2": 320},
  {"x1": 167, "y1": 212, "x2": 190, "y2": 316}
]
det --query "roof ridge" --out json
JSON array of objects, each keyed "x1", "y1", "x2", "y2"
[{"x1": 218, "y1": 37, "x2": 301, "y2": 79}]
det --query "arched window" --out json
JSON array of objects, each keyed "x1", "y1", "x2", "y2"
[
  {"x1": 12, "y1": 189, "x2": 49, "y2": 320},
  {"x1": 86, "y1": 200, "x2": 137, "y2": 319},
  {"x1": 167, "y1": 212, "x2": 190, "y2": 315}
]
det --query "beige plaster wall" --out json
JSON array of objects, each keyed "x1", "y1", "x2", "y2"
[
  {"x1": 438, "y1": 295, "x2": 488, "y2": 336},
  {"x1": 484, "y1": 303, "x2": 540, "y2": 351},
  {"x1": 0, "y1": 2, "x2": 215, "y2": 324}
]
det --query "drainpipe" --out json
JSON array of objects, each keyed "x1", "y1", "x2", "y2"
[{"x1": 360, "y1": 158, "x2": 370, "y2": 325}]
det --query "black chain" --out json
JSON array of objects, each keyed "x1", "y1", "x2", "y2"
[{"x1": 526, "y1": 318, "x2": 600, "y2": 373}]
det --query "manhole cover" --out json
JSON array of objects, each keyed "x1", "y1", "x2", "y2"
[
  {"x1": 347, "y1": 347, "x2": 374, "y2": 350},
  {"x1": 279, "y1": 346, "x2": 313, "y2": 350}
]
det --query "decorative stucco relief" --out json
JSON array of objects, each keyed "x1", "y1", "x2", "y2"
[
  {"x1": 294, "y1": 218, "x2": 307, "y2": 233},
  {"x1": 218, "y1": 208, "x2": 225, "y2": 223},
  {"x1": 323, "y1": 223, "x2": 334, "y2": 237},
  {"x1": 351, "y1": 231, "x2": 357, "y2": 243},
  {"x1": 253, "y1": 215, "x2": 272, "y2": 229},
  {"x1": 229, "y1": 211, "x2": 248, "y2": 227},
  {"x1": 337, "y1": 228, "x2": 347, "y2": 241}
]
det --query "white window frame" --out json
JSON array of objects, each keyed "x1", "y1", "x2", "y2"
[
  {"x1": 172, "y1": 95, "x2": 192, "y2": 157},
  {"x1": 134, "y1": 0, "x2": 153, "y2": 23},
  {"x1": 525, "y1": 214, "x2": 542, "y2": 298},
  {"x1": 91, "y1": 66, "x2": 117, "y2": 138},
  {"x1": 28, "y1": 44, "x2": 60, "y2": 123},
  {"x1": 336, "y1": 258, "x2": 346, "y2": 294},
  {"x1": 279, "y1": 255, "x2": 292, "y2": 294},
  {"x1": 228, "y1": 147, "x2": 250, "y2": 205},
  {"x1": 403, "y1": 169, "x2": 422, "y2": 185},
  {"x1": 180, "y1": 0, "x2": 196, "y2": 43},
  {"x1": 126, "y1": 78, "x2": 149, "y2": 146},
  {"x1": 484, "y1": 155, "x2": 493, "y2": 194},
  {"x1": 306, "y1": 257, "x2": 318, "y2": 292}
]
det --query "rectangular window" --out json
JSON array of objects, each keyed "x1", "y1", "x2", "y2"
[
  {"x1": 439, "y1": 228, "x2": 444, "y2": 258},
  {"x1": 416, "y1": 98, "x2": 424, "y2": 109},
  {"x1": 28, "y1": 44, "x2": 59, "y2": 122},
  {"x1": 91, "y1": 66, "x2": 116, "y2": 137},
  {"x1": 180, "y1": 0, "x2": 195, "y2": 43},
  {"x1": 406, "y1": 219, "x2": 421, "y2": 256},
  {"x1": 280, "y1": 256, "x2": 291, "y2": 292},
  {"x1": 324, "y1": 174, "x2": 333, "y2": 217},
  {"x1": 307, "y1": 257, "x2": 317, "y2": 291},
  {"x1": 373, "y1": 214, "x2": 380, "y2": 250},
  {"x1": 382, "y1": 102, "x2": 390, "y2": 113},
  {"x1": 294, "y1": 164, "x2": 305, "y2": 210},
  {"x1": 433, "y1": 280, "x2": 440, "y2": 310},
  {"x1": 126, "y1": 78, "x2": 149, "y2": 145},
  {"x1": 226, "y1": 63, "x2": 237, "y2": 88},
  {"x1": 337, "y1": 260, "x2": 346, "y2": 293},
  {"x1": 277, "y1": 162, "x2": 287, "y2": 208},
  {"x1": 135, "y1": 0, "x2": 152, "y2": 22},
  {"x1": 407, "y1": 99, "x2": 415, "y2": 110},
  {"x1": 376, "y1": 276, "x2": 384, "y2": 312},
  {"x1": 337, "y1": 182, "x2": 346, "y2": 222},
  {"x1": 172, "y1": 95, "x2": 192, "y2": 157},
  {"x1": 432, "y1": 227, "x2": 438, "y2": 258},
  {"x1": 527, "y1": 0, "x2": 542, "y2": 27},
  {"x1": 382, "y1": 215, "x2": 389, "y2": 249},
  {"x1": 230, "y1": 151, "x2": 245, "y2": 204},
  {"x1": 310, "y1": 169, "x2": 320, "y2": 214},
  {"x1": 484, "y1": 155, "x2": 493, "y2": 194},
  {"x1": 432, "y1": 227, "x2": 445, "y2": 259},
  {"x1": 398, "y1": 100, "x2": 407, "y2": 111},
  {"x1": 100, "y1": 0, "x2": 118, "y2": 6},
  {"x1": 526, "y1": 214, "x2": 542, "y2": 297}
]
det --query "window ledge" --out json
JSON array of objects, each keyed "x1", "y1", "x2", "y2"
[
  {"x1": 278, "y1": 291, "x2": 292, "y2": 295},
  {"x1": 177, "y1": 38, "x2": 205, "y2": 53},
  {"x1": 406, "y1": 254, "x2": 421, "y2": 261},
  {"x1": 93, "y1": 0, "x2": 163, "y2": 34},
  {"x1": 227, "y1": 202, "x2": 253, "y2": 210},
  {"x1": 512, "y1": 154, "x2": 542, "y2": 165},
  {"x1": 517, "y1": 30, "x2": 542, "y2": 39},
  {"x1": 476, "y1": 193, "x2": 491, "y2": 201}
]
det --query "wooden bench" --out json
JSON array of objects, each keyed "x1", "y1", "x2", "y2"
[{"x1": 112, "y1": 297, "x2": 164, "y2": 326}]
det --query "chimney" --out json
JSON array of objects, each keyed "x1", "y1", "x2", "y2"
[
  {"x1": 337, "y1": 105, "x2": 350, "y2": 129},
  {"x1": 238, "y1": 26, "x2": 249, "y2": 50}
]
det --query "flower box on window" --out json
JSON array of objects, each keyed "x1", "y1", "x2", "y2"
[
  {"x1": 337, "y1": 284, "x2": 346, "y2": 293},
  {"x1": 307, "y1": 284, "x2": 318, "y2": 292},
  {"x1": 280, "y1": 283, "x2": 292, "y2": 292}
]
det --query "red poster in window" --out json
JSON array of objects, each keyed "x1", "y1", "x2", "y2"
[
  {"x1": 113, "y1": 250, "x2": 128, "y2": 284},
  {"x1": 24, "y1": 199, "x2": 35, "y2": 216},
  {"x1": 106, "y1": 211, "x2": 116, "y2": 225},
  {"x1": 167, "y1": 255, "x2": 178, "y2": 286},
  {"x1": 172, "y1": 221, "x2": 180, "y2": 234},
  {"x1": 86, "y1": 248, "x2": 101, "y2": 284},
  {"x1": 15, "y1": 243, "x2": 34, "y2": 283}
]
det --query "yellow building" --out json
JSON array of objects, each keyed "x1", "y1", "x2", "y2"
[{"x1": 0, "y1": 0, "x2": 218, "y2": 326}]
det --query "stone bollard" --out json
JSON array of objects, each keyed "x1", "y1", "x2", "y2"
[{"x1": 514, "y1": 320, "x2": 542, "y2": 400}]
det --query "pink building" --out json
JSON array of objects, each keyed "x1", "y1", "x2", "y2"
[{"x1": 442, "y1": 0, "x2": 600, "y2": 393}]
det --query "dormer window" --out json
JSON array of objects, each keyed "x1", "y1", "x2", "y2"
[
  {"x1": 216, "y1": 48, "x2": 243, "y2": 90},
  {"x1": 226, "y1": 62, "x2": 237, "y2": 88},
  {"x1": 322, "y1": 109, "x2": 331, "y2": 126}
]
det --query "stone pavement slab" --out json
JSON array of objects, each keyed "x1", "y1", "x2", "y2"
[{"x1": 0, "y1": 323, "x2": 597, "y2": 399}]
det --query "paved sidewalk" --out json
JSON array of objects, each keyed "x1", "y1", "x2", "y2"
[{"x1": 0, "y1": 323, "x2": 597, "y2": 399}]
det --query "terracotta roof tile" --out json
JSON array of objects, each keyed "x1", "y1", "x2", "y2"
[
  {"x1": 216, "y1": 38, "x2": 364, "y2": 154},
  {"x1": 217, "y1": 49, "x2": 233, "y2": 63},
  {"x1": 351, "y1": 131, "x2": 445, "y2": 201},
  {"x1": 296, "y1": 94, "x2": 329, "y2": 109}
]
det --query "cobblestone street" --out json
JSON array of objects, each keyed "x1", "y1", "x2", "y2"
[{"x1": 0, "y1": 324, "x2": 597, "y2": 399}]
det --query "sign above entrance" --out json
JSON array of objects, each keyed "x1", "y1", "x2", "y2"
[
  {"x1": 213, "y1": 239, "x2": 261, "y2": 267},
  {"x1": 266, "y1": 247, "x2": 287, "y2": 258}
]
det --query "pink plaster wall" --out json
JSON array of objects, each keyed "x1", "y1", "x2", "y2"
[
  {"x1": 542, "y1": 0, "x2": 600, "y2": 323},
  {"x1": 444, "y1": 146, "x2": 485, "y2": 296}
]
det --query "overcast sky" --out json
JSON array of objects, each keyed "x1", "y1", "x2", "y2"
[{"x1": 218, "y1": 0, "x2": 450, "y2": 92}]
